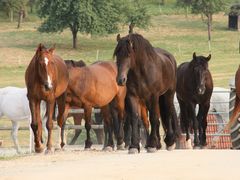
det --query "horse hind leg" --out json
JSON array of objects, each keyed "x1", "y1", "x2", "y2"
[
  {"x1": 11, "y1": 121, "x2": 21, "y2": 153},
  {"x1": 84, "y1": 106, "x2": 93, "y2": 150},
  {"x1": 69, "y1": 114, "x2": 82, "y2": 145},
  {"x1": 159, "y1": 91, "x2": 178, "y2": 151}
]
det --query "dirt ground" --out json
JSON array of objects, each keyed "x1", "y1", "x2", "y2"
[{"x1": 0, "y1": 145, "x2": 239, "y2": 180}]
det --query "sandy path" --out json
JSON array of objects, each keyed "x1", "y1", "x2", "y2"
[{"x1": 0, "y1": 147, "x2": 239, "y2": 180}]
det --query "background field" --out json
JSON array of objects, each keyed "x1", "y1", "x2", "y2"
[{"x1": 0, "y1": 1, "x2": 239, "y2": 149}]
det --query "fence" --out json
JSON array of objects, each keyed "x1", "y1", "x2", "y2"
[{"x1": 0, "y1": 88, "x2": 236, "y2": 149}]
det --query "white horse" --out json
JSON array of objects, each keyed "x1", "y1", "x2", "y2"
[{"x1": 0, "y1": 87, "x2": 47, "y2": 153}]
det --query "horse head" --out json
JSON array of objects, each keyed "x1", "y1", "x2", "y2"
[
  {"x1": 114, "y1": 34, "x2": 135, "y2": 86},
  {"x1": 35, "y1": 44, "x2": 56, "y2": 91},
  {"x1": 190, "y1": 52, "x2": 211, "y2": 95}
]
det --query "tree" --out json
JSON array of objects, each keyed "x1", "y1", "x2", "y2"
[
  {"x1": 191, "y1": 0, "x2": 226, "y2": 42},
  {"x1": 123, "y1": 0, "x2": 151, "y2": 34},
  {"x1": 37, "y1": 0, "x2": 122, "y2": 49},
  {"x1": 176, "y1": 0, "x2": 193, "y2": 18}
]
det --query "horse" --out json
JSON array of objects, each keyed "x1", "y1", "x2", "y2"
[
  {"x1": 176, "y1": 52, "x2": 213, "y2": 149},
  {"x1": 114, "y1": 33, "x2": 179, "y2": 153},
  {"x1": 64, "y1": 60, "x2": 104, "y2": 145},
  {"x1": 60, "y1": 61, "x2": 126, "y2": 151},
  {"x1": 25, "y1": 44, "x2": 69, "y2": 153},
  {"x1": 0, "y1": 86, "x2": 47, "y2": 153},
  {"x1": 226, "y1": 66, "x2": 240, "y2": 149}
]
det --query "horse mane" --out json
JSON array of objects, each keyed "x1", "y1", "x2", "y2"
[
  {"x1": 64, "y1": 60, "x2": 86, "y2": 68},
  {"x1": 113, "y1": 33, "x2": 157, "y2": 60}
]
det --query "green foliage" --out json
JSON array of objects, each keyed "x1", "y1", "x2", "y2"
[
  {"x1": 38, "y1": 0, "x2": 121, "y2": 35},
  {"x1": 191, "y1": 0, "x2": 226, "y2": 16},
  {"x1": 228, "y1": 3, "x2": 240, "y2": 16},
  {"x1": 123, "y1": 0, "x2": 150, "y2": 29}
]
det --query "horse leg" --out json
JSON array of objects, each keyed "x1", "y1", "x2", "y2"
[
  {"x1": 69, "y1": 114, "x2": 82, "y2": 145},
  {"x1": 101, "y1": 106, "x2": 114, "y2": 151},
  {"x1": 189, "y1": 104, "x2": 200, "y2": 148},
  {"x1": 140, "y1": 103, "x2": 150, "y2": 149},
  {"x1": 199, "y1": 103, "x2": 210, "y2": 148},
  {"x1": 29, "y1": 99, "x2": 43, "y2": 153},
  {"x1": 56, "y1": 93, "x2": 68, "y2": 149},
  {"x1": 146, "y1": 95, "x2": 160, "y2": 153},
  {"x1": 93, "y1": 112, "x2": 104, "y2": 144},
  {"x1": 45, "y1": 101, "x2": 55, "y2": 153},
  {"x1": 178, "y1": 99, "x2": 192, "y2": 149},
  {"x1": 124, "y1": 113, "x2": 131, "y2": 149},
  {"x1": 126, "y1": 95, "x2": 141, "y2": 154},
  {"x1": 84, "y1": 106, "x2": 93, "y2": 149},
  {"x1": 11, "y1": 121, "x2": 20, "y2": 153}
]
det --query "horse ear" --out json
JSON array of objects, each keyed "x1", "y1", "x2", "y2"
[
  {"x1": 49, "y1": 44, "x2": 56, "y2": 54},
  {"x1": 193, "y1": 52, "x2": 196, "y2": 60},
  {"x1": 206, "y1": 54, "x2": 211, "y2": 61},
  {"x1": 116, "y1": 34, "x2": 121, "y2": 42},
  {"x1": 37, "y1": 43, "x2": 45, "y2": 52}
]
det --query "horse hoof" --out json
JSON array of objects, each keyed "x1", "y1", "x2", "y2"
[
  {"x1": 35, "y1": 146, "x2": 44, "y2": 153},
  {"x1": 201, "y1": 145, "x2": 208, "y2": 149},
  {"x1": 147, "y1": 147, "x2": 157, "y2": 153},
  {"x1": 55, "y1": 147, "x2": 64, "y2": 152},
  {"x1": 103, "y1": 146, "x2": 113, "y2": 152},
  {"x1": 167, "y1": 143, "x2": 176, "y2": 151},
  {"x1": 84, "y1": 148, "x2": 92, "y2": 151},
  {"x1": 186, "y1": 139, "x2": 193, "y2": 149},
  {"x1": 117, "y1": 143, "x2": 125, "y2": 150},
  {"x1": 193, "y1": 146, "x2": 201, "y2": 150},
  {"x1": 45, "y1": 149, "x2": 54, "y2": 155},
  {"x1": 128, "y1": 148, "x2": 139, "y2": 154}
]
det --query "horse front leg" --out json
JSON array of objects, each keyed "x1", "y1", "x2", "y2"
[
  {"x1": 101, "y1": 106, "x2": 114, "y2": 151},
  {"x1": 45, "y1": 101, "x2": 55, "y2": 153},
  {"x1": 199, "y1": 103, "x2": 210, "y2": 148},
  {"x1": 11, "y1": 121, "x2": 20, "y2": 153},
  {"x1": 147, "y1": 96, "x2": 160, "y2": 153},
  {"x1": 126, "y1": 95, "x2": 141, "y2": 154},
  {"x1": 84, "y1": 106, "x2": 93, "y2": 149},
  {"x1": 189, "y1": 104, "x2": 200, "y2": 148},
  {"x1": 29, "y1": 99, "x2": 43, "y2": 153}
]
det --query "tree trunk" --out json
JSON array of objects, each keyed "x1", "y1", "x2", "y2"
[
  {"x1": 128, "y1": 23, "x2": 135, "y2": 34},
  {"x1": 161, "y1": 0, "x2": 165, "y2": 5},
  {"x1": 72, "y1": 30, "x2": 78, "y2": 49},
  {"x1": 9, "y1": 9, "x2": 13, "y2": 22},
  {"x1": 207, "y1": 13, "x2": 212, "y2": 41},
  {"x1": 17, "y1": 9, "x2": 24, "y2": 29}
]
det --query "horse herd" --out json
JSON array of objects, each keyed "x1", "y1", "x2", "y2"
[{"x1": 1, "y1": 33, "x2": 240, "y2": 154}]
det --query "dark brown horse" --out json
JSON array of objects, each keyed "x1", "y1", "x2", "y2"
[
  {"x1": 114, "y1": 33, "x2": 179, "y2": 153},
  {"x1": 176, "y1": 52, "x2": 213, "y2": 149},
  {"x1": 25, "y1": 44, "x2": 69, "y2": 153},
  {"x1": 60, "y1": 61, "x2": 126, "y2": 150}
]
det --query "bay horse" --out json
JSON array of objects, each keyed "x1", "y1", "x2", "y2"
[
  {"x1": 25, "y1": 44, "x2": 69, "y2": 153},
  {"x1": 60, "y1": 61, "x2": 126, "y2": 151},
  {"x1": 176, "y1": 52, "x2": 213, "y2": 149},
  {"x1": 114, "y1": 33, "x2": 179, "y2": 153},
  {"x1": 64, "y1": 60, "x2": 104, "y2": 145}
]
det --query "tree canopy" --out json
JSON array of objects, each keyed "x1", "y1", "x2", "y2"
[{"x1": 37, "y1": 0, "x2": 151, "y2": 48}]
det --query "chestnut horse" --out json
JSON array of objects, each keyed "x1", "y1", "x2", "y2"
[
  {"x1": 60, "y1": 61, "x2": 126, "y2": 150},
  {"x1": 176, "y1": 52, "x2": 213, "y2": 149},
  {"x1": 227, "y1": 66, "x2": 240, "y2": 129},
  {"x1": 114, "y1": 33, "x2": 179, "y2": 153},
  {"x1": 25, "y1": 44, "x2": 69, "y2": 153}
]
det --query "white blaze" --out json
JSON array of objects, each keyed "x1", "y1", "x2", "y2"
[{"x1": 44, "y1": 57, "x2": 52, "y2": 88}]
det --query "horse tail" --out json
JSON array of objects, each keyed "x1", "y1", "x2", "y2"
[{"x1": 226, "y1": 95, "x2": 240, "y2": 130}]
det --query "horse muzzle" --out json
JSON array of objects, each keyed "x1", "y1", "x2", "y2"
[
  {"x1": 44, "y1": 83, "x2": 53, "y2": 91},
  {"x1": 197, "y1": 87, "x2": 206, "y2": 95},
  {"x1": 117, "y1": 76, "x2": 127, "y2": 86}
]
